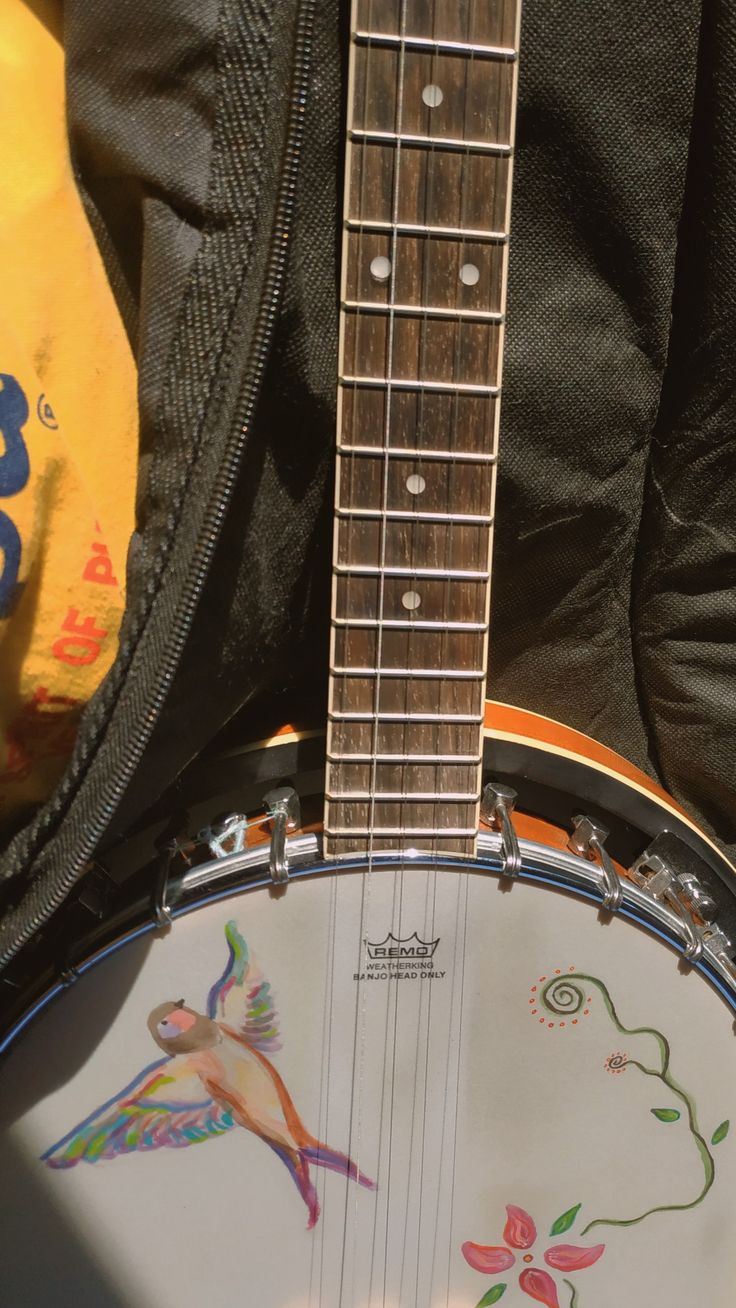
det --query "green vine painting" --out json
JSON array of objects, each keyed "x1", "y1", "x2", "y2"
[{"x1": 462, "y1": 972, "x2": 730, "y2": 1307}]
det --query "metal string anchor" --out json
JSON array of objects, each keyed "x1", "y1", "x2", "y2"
[
  {"x1": 151, "y1": 842, "x2": 176, "y2": 930},
  {"x1": 264, "y1": 787, "x2": 301, "y2": 885},
  {"x1": 199, "y1": 813, "x2": 251, "y2": 859},
  {"x1": 568, "y1": 814, "x2": 624, "y2": 912},
  {"x1": 481, "y1": 780, "x2": 521, "y2": 876},
  {"x1": 630, "y1": 845, "x2": 717, "y2": 963}
]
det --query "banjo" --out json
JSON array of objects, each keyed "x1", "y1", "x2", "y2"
[{"x1": 2, "y1": 3, "x2": 736, "y2": 1306}]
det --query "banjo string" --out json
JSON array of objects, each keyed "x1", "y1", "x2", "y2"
[
  {"x1": 331, "y1": 1, "x2": 390, "y2": 1301},
  {"x1": 396, "y1": 0, "x2": 445, "y2": 1295},
  {"x1": 332, "y1": 1, "x2": 414, "y2": 1302},
  {"x1": 366, "y1": 0, "x2": 411, "y2": 1299},
  {"x1": 430, "y1": 2, "x2": 486, "y2": 1297},
  {"x1": 332, "y1": 0, "x2": 502, "y2": 1295}
]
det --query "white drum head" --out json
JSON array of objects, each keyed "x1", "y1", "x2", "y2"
[{"x1": 2, "y1": 862, "x2": 735, "y2": 1307}]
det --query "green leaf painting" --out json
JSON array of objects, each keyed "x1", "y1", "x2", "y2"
[
  {"x1": 476, "y1": 1286, "x2": 507, "y2": 1306},
  {"x1": 711, "y1": 1120, "x2": 730, "y2": 1146},
  {"x1": 550, "y1": 1204, "x2": 581, "y2": 1236},
  {"x1": 534, "y1": 972, "x2": 722, "y2": 1235}
]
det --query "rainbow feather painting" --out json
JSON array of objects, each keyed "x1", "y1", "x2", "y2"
[{"x1": 43, "y1": 920, "x2": 374, "y2": 1227}]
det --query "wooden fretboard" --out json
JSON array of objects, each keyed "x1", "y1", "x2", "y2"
[{"x1": 324, "y1": 0, "x2": 521, "y2": 858}]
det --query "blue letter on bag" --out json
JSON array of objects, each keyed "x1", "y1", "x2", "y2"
[
  {"x1": 0, "y1": 510, "x2": 21, "y2": 616},
  {"x1": 0, "y1": 373, "x2": 30, "y2": 496}
]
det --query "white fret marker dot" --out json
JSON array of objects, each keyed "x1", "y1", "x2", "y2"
[
  {"x1": 459, "y1": 262, "x2": 480, "y2": 286},
  {"x1": 402, "y1": 590, "x2": 422, "y2": 611},
  {"x1": 406, "y1": 473, "x2": 426, "y2": 495},
  {"x1": 422, "y1": 83, "x2": 443, "y2": 108},
  {"x1": 370, "y1": 255, "x2": 391, "y2": 282}
]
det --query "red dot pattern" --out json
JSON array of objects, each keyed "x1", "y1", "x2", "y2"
[{"x1": 527, "y1": 967, "x2": 594, "y2": 1029}]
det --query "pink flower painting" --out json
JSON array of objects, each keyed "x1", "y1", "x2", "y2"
[
  {"x1": 462, "y1": 1205, "x2": 604, "y2": 1307},
  {"x1": 463, "y1": 969, "x2": 731, "y2": 1305}
]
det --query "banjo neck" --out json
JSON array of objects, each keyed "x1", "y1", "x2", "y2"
[{"x1": 324, "y1": 0, "x2": 522, "y2": 859}]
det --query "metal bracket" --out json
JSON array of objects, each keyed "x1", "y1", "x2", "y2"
[
  {"x1": 481, "y1": 781, "x2": 521, "y2": 876},
  {"x1": 199, "y1": 813, "x2": 251, "y2": 860},
  {"x1": 630, "y1": 849, "x2": 704, "y2": 961},
  {"x1": 568, "y1": 815, "x2": 623, "y2": 912},
  {"x1": 675, "y1": 872, "x2": 718, "y2": 924},
  {"x1": 264, "y1": 787, "x2": 301, "y2": 885},
  {"x1": 151, "y1": 843, "x2": 175, "y2": 930},
  {"x1": 700, "y1": 924, "x2": 736, "y2": 981}
]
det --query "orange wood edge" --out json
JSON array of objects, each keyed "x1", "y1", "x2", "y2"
[
  {"x1": 246, "y1": 703, "x2": 675, "y2": 870},
  {"x1": 484, "y1": 701, "x2": 689, "y2": 819},
  {"x1": 268, "y1": 704, "x2": 687, "y2": 819}
]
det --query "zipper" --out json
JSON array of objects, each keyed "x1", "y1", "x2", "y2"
[{"x1": 0, "y1": 0, "x2": 318, "y2": 971}]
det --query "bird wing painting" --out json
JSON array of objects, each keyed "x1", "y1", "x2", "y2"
[{"x1": 43, "y1": 920, "x2": 375, "y2": 1228}]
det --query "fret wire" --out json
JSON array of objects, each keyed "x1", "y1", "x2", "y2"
[
  {"x1": 331, "y1": 667, "x2": 486, "y2": 679},
  {"x1": 337, "y1": 443, "x2": 497, "y2": 462},
  {"x1": 325, "y1": 826, "x2": 479, "y2": 838},
  {"x1": 340, "y1": 376, "x2": 500, "y2": 395},
  {"x1": 329, "y1": 711, "x2": 484, "y2": 723},
  {"x1": 334, "y1": 564, "x2": 489, "y2": 579},
  {"x1": 342, "y1": 300, "x2": 503, "y2": 322},
  {"x1": 352, "y1": 31, "x2": 517, "y2": 61},
  {"x1": 327, "y1": 753, "x2": 483, "y2": 764},
  {"x1": 345, "y1": 219, "x2": 508, "y2": 242},
  {"x1": 331, "y1": 618, "x2": 488, "y2": 631},
  {"x1": 335, "y1": 508, "x2": 495, "y2": 523},
  {"x1": 327, "y1": 791, "x2": 478, "y2": 802},
  {"x1": 349, "y1": 129, "x2": 512, "y2": 156}
]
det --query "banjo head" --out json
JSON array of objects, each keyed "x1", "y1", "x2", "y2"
[{"x1": 2, "y1": 841, "x2": 736, "y2": 1308}]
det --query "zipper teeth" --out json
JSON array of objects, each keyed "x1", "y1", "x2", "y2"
[{"x1": 0, "y1": 0, "x2": 317, "y2": 971}]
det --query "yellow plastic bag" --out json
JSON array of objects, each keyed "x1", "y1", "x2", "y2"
[{"x1": 0, "y1": 1, "x2": 137, "y2": 829}]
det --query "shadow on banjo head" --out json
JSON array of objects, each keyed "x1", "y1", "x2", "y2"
[
  {"x1": 0, "y1": 1133, "x2": 129, "y2": 1308},
  {"x1": 0, "y1": 933, "x2": 153, "y2": 1133},
  {"x1": 1, "y1": 3, "x2": 735, "y2": 1306},
  {"x1": 2, "y1": 875, "x2": 731, "y2": 1308}
]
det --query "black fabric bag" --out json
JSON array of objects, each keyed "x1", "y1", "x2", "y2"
[{"x1": 0, "y1": 0, "x2": 734, "y2": 977}]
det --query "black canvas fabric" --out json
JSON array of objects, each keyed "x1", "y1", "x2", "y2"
[
  {"x1": 0, "y1": 0, "x2": 734, "y2": 962},
  {"x1": 633, "y1": 0, "x2": 736, "y2": 849}
]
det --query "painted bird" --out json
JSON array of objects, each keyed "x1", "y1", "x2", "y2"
[{"x1": 43, "y1": 920, "x2": 374, "y2": 1227}]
